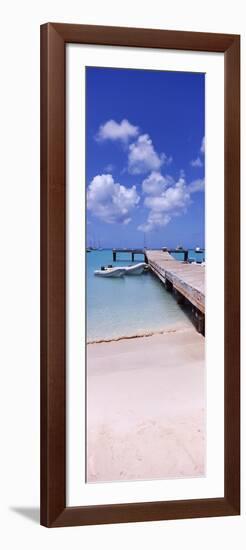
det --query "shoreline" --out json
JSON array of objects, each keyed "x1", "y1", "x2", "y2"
[
  {"x1": 87, "y1": 321, "x2": 194, "y2": 345},
  {"x1": 87, "y1": 326, "x2": 205, "y2": 483}
]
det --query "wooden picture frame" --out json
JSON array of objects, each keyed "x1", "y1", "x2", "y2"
[{"x1": 40, "y1": 22, "x2": 240, "y2": 527}]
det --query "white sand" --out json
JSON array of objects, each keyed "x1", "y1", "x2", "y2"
[{"x1": 87, "y1": 326, "x2": 205, "y2": 483}]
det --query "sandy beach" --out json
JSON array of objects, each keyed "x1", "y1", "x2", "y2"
[{"x1": 87, "y1": 325, "x2": 205, "y2": 483}]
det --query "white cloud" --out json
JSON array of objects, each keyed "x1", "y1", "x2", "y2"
[
  {"x1": 123, "y1": 217, "x2": 131, "y2": 225},
  {"x1": 144, "y1": 176, "x2": 190, "y2": 212},
  {"x1": 189, "y1": 178, "x2": 205, "y2": 193},
  {"x1": 87, "y1": 174, "x2": 140, "y2": 224},
  {"x1": 142, "y1": 171, "x2": 174, "y2": 195},
  {"x1": 96, "y1": 119, "x2": 139, "y2": 143},
  {"x1": 190, "y1": 156, "x2": 203, "y2": 168},
  {"x1": 138, "y1": 212, "x2": 171, "y2": 233},
  {"x1": 138, "y1": 173, "x2": 204, "y2": 233},
  {"x1": 128, "y1": 134, "x2": 167, "y2": 174},
  {"x1": 190, "y1": 137, "x2": 205, "y2": 167},
  {"x1": 200, "y1": 136, "x2": 205, "y2": 154}
]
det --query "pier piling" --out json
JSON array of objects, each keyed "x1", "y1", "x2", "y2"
[
  {"x1": 111, "y1": 248, "x2": 205, "y2": 334},
  {"x1": 145, "y1": 249, "x2": 205, "y2": 335}
]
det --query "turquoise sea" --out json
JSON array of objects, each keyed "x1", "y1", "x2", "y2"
[{"x1": 86, "y1": 249, "x2": 205, "y2": 342}]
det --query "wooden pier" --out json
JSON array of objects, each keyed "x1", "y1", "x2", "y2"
[
  {"x1": 111, "y1": 248, "x2": 205, "y2": 333},
  {"x1": 112, "y1": 248, "x2": 145, "y2": 262},
  {"x1": 145, "y1": 250, "x2": 205, "y2": 334}
]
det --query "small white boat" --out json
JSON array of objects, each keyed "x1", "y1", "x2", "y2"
[
  {"x1": 94, "y1": 266, "x2": 125, "y2": 278},
  {"x1": 123, "y1": 262, "x2": 148, "y2": 275}
]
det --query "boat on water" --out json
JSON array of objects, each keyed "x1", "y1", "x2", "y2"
[
  {"x1": 123, "y1": 262, "x2": 148, "y2": 275},
  {"x1": 94, "y1": 262, "x2": 148, "y2": 277},
  {"x1": 94, "y1": 266, "x2": 125, "y2": 278}
]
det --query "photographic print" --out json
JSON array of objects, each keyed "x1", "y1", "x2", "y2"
[
  {"x1": 41, "y1": 23, "x2": 240, "y2": 527},
  {"x1": 86, "y1": 67, "x2": 205, "y2": 484}
]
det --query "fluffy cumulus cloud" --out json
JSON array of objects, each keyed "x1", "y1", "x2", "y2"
[
  {"x1": 138, "y1": 212, "x2": 171, "y2": 233},
  {"x1": 87, "y1": 174, "x2": 140, "y2": 224},
  {"x1": 128, "y1": 134, "x2": 168, "y2": 174},
  {"x1": 92, "y1": 119, "x2": 204, "y2": 231},
  {"x1": 138, "y1": 174, "x2": 204, "y2": 233},
  {"x1": 96, "y1": 119, "x2": 139, "y2": 143},
  {"x1": 142, "y1": 171, "x2": 174, "y2": 195},
  {"x1": 144, "y1": 176, "x2": 190, "y2": 213}
]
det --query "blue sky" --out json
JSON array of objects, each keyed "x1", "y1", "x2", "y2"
[{"x1": 86, "y1": 67, "x2": 205, "y2": 249}]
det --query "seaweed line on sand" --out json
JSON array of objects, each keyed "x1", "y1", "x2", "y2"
[{"x1": 87, "y1": 324, "x2": 194, "y2": 345}]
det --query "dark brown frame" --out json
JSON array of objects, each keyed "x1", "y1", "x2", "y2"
[{"x1": 41, "y1": 23, "x2": 240, "y2": 527}]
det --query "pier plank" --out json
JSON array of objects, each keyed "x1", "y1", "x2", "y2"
[{"x1": 145, "y1": 250, "x2": 205, "y2": 315}]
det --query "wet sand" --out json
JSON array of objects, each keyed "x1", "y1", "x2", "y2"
[{"x1": 87, "y1": 326, "x2": 205, "y2": 483}]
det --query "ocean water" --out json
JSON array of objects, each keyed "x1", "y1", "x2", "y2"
[{"x1": 87, "y1": 249, "x2": 204, "y2": 342}]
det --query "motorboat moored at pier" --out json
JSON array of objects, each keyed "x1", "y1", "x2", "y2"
[
  {"x1": 123, "y1": 262, "x2": 148, "y2": 275},
  {"x1": 94, "y1": 267, "x2": 125, "y2": 278},
  {"x1": 94, "y1": 262, "x2": 148, "y2": 277}
]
